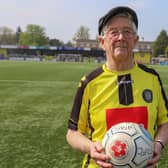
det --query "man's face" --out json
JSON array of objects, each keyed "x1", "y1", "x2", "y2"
[{"x1": 100, "y1": 17, "x2": 138, "y2": 62}]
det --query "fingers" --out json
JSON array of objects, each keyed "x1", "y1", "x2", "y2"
[
  {"x1": 147, "y1": 164, "x2": 156, "y2": 168},
  {"x1": 90, "y1": 142, "x2": 112, "y2": 168},
  {"x1": 148, "y1": 154, "x2": 160, "y2": 165},
  {"x1": 92, "y1": 151, "x2": 110, "y2": 162},
  {"x1": 147, "y1": 142, "x2": 162, "y2": 168},
  {"x1": 95, "y1": 160, "x2": 112, "y2": 168}
]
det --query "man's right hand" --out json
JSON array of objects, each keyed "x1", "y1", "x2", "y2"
[{"x1": 89, "y1": 141, "x2": 112, "y2": 168}]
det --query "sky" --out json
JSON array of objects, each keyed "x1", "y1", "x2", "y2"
[{"x1": 0, "y1": 0, "x2": 168, "y2": 43}]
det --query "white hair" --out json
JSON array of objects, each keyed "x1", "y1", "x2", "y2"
[{"x1": 100, "y1": 13, "x2": 137, "y2": 36}]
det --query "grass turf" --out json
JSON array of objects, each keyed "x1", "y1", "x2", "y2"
[{"x1": 0, "y1": 61, "x2": 167, "y2": 168}]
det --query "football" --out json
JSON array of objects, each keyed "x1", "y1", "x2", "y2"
[{"x1": 102, "y1": 122, "x2": 153, "y2": 168}]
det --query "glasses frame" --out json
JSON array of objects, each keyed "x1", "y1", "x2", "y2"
[{"x1": 103, "y1": 27, "x2": 137, "y2": 39}]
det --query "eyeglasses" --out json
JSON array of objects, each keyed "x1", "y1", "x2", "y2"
[{"x1": 104, "y1": 28, "x2": 136, "y2": 39}]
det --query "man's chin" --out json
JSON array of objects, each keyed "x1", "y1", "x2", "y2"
[{"x1": 114, "y1": 51, "x2": 128, "y2": 57}]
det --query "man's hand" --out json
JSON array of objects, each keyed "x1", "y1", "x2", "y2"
[
  {"x1": 89, "y1": 141, "x2": 112, "y2": 168},
  {"x1": 147, "y1": 141, "x2": 162, "y2": 168}
]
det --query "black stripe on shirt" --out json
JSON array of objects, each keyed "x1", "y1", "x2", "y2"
[
  {"x1": 117, "y1": 74, "x2": 134, "y2": 105},
  {"x1": 138, "y1": 63, "x2": 168, "y2": 111},
  {"x1": 68, "y1": 66, "x2": 104, "y2": 130}
]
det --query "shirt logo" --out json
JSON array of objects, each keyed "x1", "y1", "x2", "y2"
[
  {"x1": 106, "y1": 106, "x2": 148, "y2": 130},
  {"x1": 142, "y1": 89, "x2": 153, "y2": 103},
  {"x1": 111, "y1": 140, "x2": 127, "y2": 158},
  {"x1": 117, "y1": 80, "x2": 134, "y2": 85}
]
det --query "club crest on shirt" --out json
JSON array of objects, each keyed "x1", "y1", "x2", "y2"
[{"x1": 142, "y1": 89, "x2": 153, "y2": 103}]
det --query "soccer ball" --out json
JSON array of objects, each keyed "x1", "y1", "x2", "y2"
[{"x1": 102, "y1": 122, "x2": 153, "y2": 168}]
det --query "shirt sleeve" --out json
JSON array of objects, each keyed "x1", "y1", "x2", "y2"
[
  {"x1": 68, "y1": 76, "x2": 90, "y2": 134},
  {"x1": 155, "y1": 76, "x2": 168, "y2": 126}
]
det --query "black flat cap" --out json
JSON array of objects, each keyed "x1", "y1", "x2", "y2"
[{"x1": 98, "y1": 6, "x2": 138, "y2": 35}]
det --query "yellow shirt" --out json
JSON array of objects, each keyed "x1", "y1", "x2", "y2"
[{"x1": 68, "y1": 63, "x2": 168, "y2": 168}]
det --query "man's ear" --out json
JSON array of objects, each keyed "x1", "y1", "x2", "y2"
[
  {"x1": 135, "y1": 35, "x2": 139, "y2": 43},
  {"x1": 98, "y1": 36, "x2": 105, "y2": 50}
]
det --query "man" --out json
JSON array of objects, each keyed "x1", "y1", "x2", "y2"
[{"x1": 66, "y1": 6, "x2": 168, "y2": 168}]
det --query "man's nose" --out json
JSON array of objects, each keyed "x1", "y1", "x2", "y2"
[{"x1": 117, "y1": 32, "x2": 125, "y2": 39}]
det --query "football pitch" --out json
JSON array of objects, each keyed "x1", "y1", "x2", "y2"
[{"x1": 0, "y1": 61, "x2": 167, "y2": 168}]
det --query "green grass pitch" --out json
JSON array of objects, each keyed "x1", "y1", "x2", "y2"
[{"x1": 0, "y1": 61, "x2": 167, "y2": 168}]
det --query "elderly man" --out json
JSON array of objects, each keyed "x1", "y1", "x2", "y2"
[{"x1": 66, "y1": 6, "x2": 168, "y2": 168}]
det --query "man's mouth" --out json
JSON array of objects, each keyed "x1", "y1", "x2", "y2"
[
  {"x1": 115, "y1": 43, "x2": 127, "y2": 48},
  {"x1": 115, "y1": 46, "x2": 127, "y2": 49}
]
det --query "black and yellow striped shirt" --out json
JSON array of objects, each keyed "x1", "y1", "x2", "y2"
[{"x1": 68, "y1": 63, "x2": 168, "y2": 168}]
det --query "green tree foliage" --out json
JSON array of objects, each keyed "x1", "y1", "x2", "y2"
[
  {"x1": 165, "y1": 46, "x2": 168, "y2": 58},
  {"x1": 0, "y1": 26, "x2": 17, "y2": 45},
  {"x1": 16, "y1": 26, "x2": 22, "y2": 44},
  {"x1": 19, "y1": 24, "x2": 49, "y2": 46},
  {"x1": 73, "y1": 25, "x2": 90, "y2": 42},
  {"x1": 153, "y1": 30, "x2": 168, "y2": 57},
  {"x1": 49, "y1": 38, "x2": 64, "y2": 46},
  {"x1": 64, "y1": 41, "x2": 73, "y2": 47}
]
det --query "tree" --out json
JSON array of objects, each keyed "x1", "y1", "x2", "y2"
[
  {"x1": 19, "y1": 24, "x2": 49, "y2": 46},
  {"x1": 152, "y1": 30, "x2": 168, "y2": 57},
  {"x1": 16, "y1": 26, "x2": 22, "y2": 44},
  {"x1": 165, "y1": 46, "x2": 168, "y2": 58},
  {"x1": 64, "y1": 41, "x2": 73, "y2": 47},
  {"x1": 73, "y1": 25, "x2": 90, "y2": 42},
  {"x1": 49, "y1": 38, "x2": 64, "y2": 46},
  {"x1": 0, "y1": 26, "x2": 17, "y2": 45}
]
